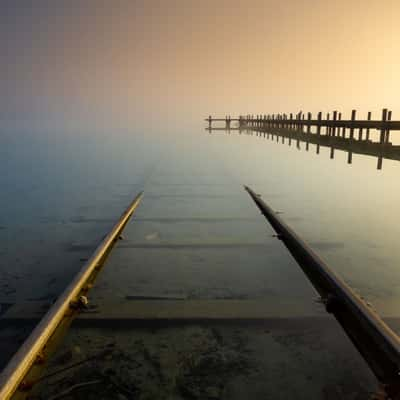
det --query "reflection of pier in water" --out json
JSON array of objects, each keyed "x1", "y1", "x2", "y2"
[{"x1": 205, "y1": 110, "x2": 400, "y2": 170}]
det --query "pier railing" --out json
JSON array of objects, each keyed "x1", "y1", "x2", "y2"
[{"x1": 206, "y1": 109, "x2": 399, "y2": 140}]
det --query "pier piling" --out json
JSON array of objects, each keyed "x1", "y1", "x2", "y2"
[{"x1": 205, "y1": 110, "x2": 400, "y2": 169}]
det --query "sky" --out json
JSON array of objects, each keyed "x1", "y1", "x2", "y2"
[{"x1": 1, "y1": 0, "x2": 400, "y2": 133}]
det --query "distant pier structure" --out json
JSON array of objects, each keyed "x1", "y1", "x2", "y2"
[
  {"x1": 205, "y1": 109, "x2": 400, "y2": 169},
  {"x1": 207, "y1": 115, "x2": 240, "y2": 131}
]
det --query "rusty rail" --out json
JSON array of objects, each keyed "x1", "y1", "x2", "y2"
[
  {"x1": 0, "y1": 191, "x2": 144, "y2": 399},
  {"x1": 245, "y1": 185, "x2": 400, "y2": 399}
]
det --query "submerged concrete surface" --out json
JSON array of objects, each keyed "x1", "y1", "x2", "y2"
[
  {"x1": 4, "y1": 134, "x2": 400, "y2": 398},
  {"x1": 32, "y1": 319, "x2": 377, "y2": 400},
  {"x1": 0, "y1": 299, "x2": 322, "y2": 324},
  {"x1": 25, "y1": 173, "x2": 380, "y2": 399},
  {"x1": 17, "y1": 144, "x2": 393, "y2": 398}
]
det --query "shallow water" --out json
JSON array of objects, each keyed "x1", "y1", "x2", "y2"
[{"x1": 1, "y1": 125, "x2": 400, "y2": 397}]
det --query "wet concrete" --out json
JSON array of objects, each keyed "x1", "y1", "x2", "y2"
[{"x1": 31, "y1": 319, "x2": 377, "y2": 400}]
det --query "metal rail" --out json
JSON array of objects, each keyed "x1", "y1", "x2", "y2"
[
  {"x1": 244, "y1": 185, "x2": 400, "y2": 399},
  {"x1": 0, "y1": 191, "x2": 143, "y2": 399}
]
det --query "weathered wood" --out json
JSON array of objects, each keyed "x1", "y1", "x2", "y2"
[
  {"x1": 332, "y1": 111, "x2": 337, "y2": 137},
  {"x1": 380, "y1": 108, "x2": 388, "y2": 144},
  {"x1": 206, "y1": 115, "x2": 400, "y2": 130},
  {"x1": 386, "y1": 110, "x2": 392, "y2": 144},
  {"x1": 349, "y1": 110, "x2": 356, "y2": 141},
  {"x1": 366, "y1": 111, "x2": 372, "y2": 141}
]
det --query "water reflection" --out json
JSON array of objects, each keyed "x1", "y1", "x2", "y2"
[
  {"x1": 2, "y1": 127, "x2": 399, "y2": 399},
  {"x1": 207, "y1": 126, "x2": 400, "y2": 170}
]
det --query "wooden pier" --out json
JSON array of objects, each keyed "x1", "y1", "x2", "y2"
[{"x1": 205, "y1": 110, "x2": 400, "y2": 169}]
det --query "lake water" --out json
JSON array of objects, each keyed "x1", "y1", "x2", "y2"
[{"x1": 1, "y1": 125, "x2": 400, "y2": 398}]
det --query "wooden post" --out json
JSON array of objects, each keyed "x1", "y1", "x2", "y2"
[
  {"x1": 316, "y1": 112, "x2": 322, "y2": 154},
  {"x1": 317, "y1": 112, "x2": 322, "y2": 136},
  {"x1": 326, "y1": 113, "x2": 330, "y2": 135},
  {"x1": 297, "y1": 113, "x2": 302, "y2": 132},
  {"x1": 385, "y1": 110, "x2": 392, "y2": 144},
  {"x1": 348, "y1": 110, "x2": 356, "y2": 164},
  {"x1": 377, "y1": 156, "x2": 383, "y2": 170},
  {"x1": 377, "y1": 110, "x2": 385, "y2": 169},
  {"x1": 358, "y1": 110, "x2": 363, "y2": 141},
  {"x1": 297, "y1": 113, "x2": 301, "y2": 147},
  {"x1": 379, "y1": 108, "x2": 387, "y2": 144},
  {"x1": 208, "y1": 115, "x2": 212, "y2": 129},
  {"x1": 348, "y1": 151, "x2": 353, "y2": 164},
  {"x1": 366, "y1": 112, "x2": 371, "y2": 141},
  {"x1": 307, "y1": 112, "x2": 312, "y2": 134},
  {"x1": 342, "y1": 112, "x2": 346, "y2": 138},
  {"x1": 276, "y1": 115, "x2": 280, "y2": 141},
  {"x1": 349, "y1": 110, "x2": 356, "y2": 141},
  {"x1": 332, "y1": 111, "x2": 337, "y2": 137}
]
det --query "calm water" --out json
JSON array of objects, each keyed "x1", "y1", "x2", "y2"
[{"x1": 1, "y1": 125, "x2": 400, "y2": 397}]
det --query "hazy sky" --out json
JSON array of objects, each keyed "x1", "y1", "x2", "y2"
[{"x1": 1, "y1": 0, "x2": 400, "y2": 131}]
